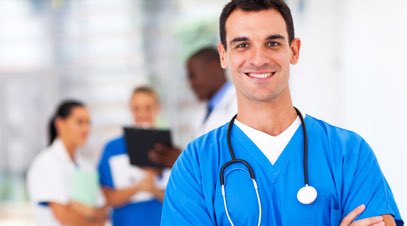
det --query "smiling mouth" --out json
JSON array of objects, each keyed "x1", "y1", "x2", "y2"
[{"x1": 244, "y1": 72, "x2": 275, "y2": 78}]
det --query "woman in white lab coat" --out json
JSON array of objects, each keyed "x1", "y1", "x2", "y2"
[{"x1": 27, "y1": 100, "x2": 107, "y2": 226}]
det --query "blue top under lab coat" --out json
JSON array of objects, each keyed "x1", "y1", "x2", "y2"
[{"x1": 161, "y1": 115, "x2": 403, "y2": 226}]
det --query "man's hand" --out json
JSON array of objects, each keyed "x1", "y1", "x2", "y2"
[
  {"x1": 149, "y1": 144, "x2": 181, "y2": 168},
  {"x1": 340, "y1": 204, "x2": 385, "y2": 226}
]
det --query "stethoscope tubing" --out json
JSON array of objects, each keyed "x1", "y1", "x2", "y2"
[
  {"x1": 220, "y1": 107, "x2": 313, "y2": 225},
  {"x1": 295, "y1": 108, "x2": 309, "y2": 186},
  {"x1": 221, "y1": 107, "x2": 309, "y2": 184}
]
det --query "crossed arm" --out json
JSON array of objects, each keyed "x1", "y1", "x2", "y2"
[{"x1": 340, "y1": 204, "x2": 396, "y2": 226}]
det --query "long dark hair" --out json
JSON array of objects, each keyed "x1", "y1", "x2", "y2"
[{"x1": 48, "y1": 100, "x2": 85, "y2": 146}]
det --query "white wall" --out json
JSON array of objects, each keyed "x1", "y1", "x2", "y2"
[
  {"x1": 290, "y1": 0, "x2": 406, "y2": 217},
  {"x1": 291, "y1": 0, "x2": 344, "y2": 125},
  {"x1": 341, "y1": 0, "x2": 407, "y2": 216}
]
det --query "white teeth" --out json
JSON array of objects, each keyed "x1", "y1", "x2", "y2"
[{"x1": 247, "y1": 72, "x2": 272, "y2": 78}]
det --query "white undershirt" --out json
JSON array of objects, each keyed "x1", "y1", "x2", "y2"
[{"x1": 235, "y1": 116, "x2": 301, "y2": 165}]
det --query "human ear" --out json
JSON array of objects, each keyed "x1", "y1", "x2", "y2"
[
  {"x1": 290, "y1": 38, "x2": 301, "y2": 65},
  {"x1": 217, "y1": 43, "x2": 228, "y2": 69},
  {"x1": 54, "y1": 117, "x2": 65, "y2": 135}
]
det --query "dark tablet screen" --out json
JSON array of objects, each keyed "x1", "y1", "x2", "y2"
[{"x1": 123, "y1": 127, "x2": 172, "y2": 168}]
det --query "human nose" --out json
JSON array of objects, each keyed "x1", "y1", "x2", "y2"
[{"x1": 248, "y1": 47, "x2": 270, "y2": 67}]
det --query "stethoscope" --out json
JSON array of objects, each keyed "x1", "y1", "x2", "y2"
[{"x1": 220, "y1": 107, "x2": 317, "y2": 226}]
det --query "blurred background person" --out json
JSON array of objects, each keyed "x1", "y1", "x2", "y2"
[
  {"x1": 149, "y1": 46, "x2": 237, "y2": 168},
  {"x1": 98, "y1": 86, "x2": 169, "y2": 226},
  {"x1": 26, "y1": 100, "x2": 107, "y2": 226},
  {"x1": 186, "y1": 46, "x2": 237, "y2": 136}
]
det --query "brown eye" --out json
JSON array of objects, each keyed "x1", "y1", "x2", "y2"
[
  {"x1": 237, "y1": 43, "x2": 248, "y2": 48},
  {"x1": 267, "y1": 41, "x2": 279, "y2": 47}
]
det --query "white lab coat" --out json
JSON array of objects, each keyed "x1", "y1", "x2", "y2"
[
  {"x1": 194, "y1": 84, "x2": 237, "y2": 137},
  {"x1": 27, "y1": 139, "x2": 104, "y2": 226}
]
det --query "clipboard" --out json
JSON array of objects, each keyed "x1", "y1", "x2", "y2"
[
  {"x1": 123, "y1": 127, "x2": 173, "y2": 168},
  {"x1": 71, "y1": 169, "x2": 98, "y2": 206}
]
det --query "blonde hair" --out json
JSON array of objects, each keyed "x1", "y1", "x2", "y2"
[{"x1": 131, "y1": 86, "x2": 159, "y2": 104}]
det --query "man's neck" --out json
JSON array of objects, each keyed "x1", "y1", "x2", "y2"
[{"x1": 236, "y1": 93, "x2": 297, "y2": 136}]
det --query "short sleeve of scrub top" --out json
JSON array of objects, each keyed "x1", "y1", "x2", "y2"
[
  {"x1": 27, "y1": 153, "x2": 70, "y2": 205},
  {"x1": 161, "y1": 142, "x2": 215, "y2": 226},
  {"x1": 339, "y1": 137, "x2": 402, "y2": 223},
  {"x1": 98, "y1": 139, "x2": 117, "y2": 189}
]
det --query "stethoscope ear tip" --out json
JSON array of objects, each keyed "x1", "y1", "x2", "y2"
[{"x1": 297, "y1": 185, "x2": 318, "y2": 205}]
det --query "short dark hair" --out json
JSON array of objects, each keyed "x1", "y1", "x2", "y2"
[
  {"x1": 187, "y1": 47, "x2": 220, "y2": 65},
  {"x1": 219, "y1": 0, "x2": 295, "y2": 49}
]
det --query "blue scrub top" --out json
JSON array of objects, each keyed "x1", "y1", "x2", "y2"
[
  {"x1": 98, "y1": 136, "x2": 162, "y2": 226},
  {"x1": 161, "y1": 115, "x2": 403, "y2": 226}
]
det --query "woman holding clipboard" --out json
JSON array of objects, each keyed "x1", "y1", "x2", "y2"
[{"x1": 27, "y1": 100, "x2": 108, "y2": 226}]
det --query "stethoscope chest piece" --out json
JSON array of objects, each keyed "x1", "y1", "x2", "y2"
[{"x1": 297, "y1": 184, "x2": 317, "y2": 205}]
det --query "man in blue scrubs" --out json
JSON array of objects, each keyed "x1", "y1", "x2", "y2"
[{"x1": 161, "y1": 0, "x2": 403, "y2": 225}]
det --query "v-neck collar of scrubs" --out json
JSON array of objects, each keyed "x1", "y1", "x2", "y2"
[
  {"x1": 234, "y1": 116, "x2": 301, "y2": 165},
  {"x1": 230, "y1": 116, "x2": 306, "y2": 183}
]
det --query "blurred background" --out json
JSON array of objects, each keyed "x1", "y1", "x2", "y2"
[{"x1": 0, "y1": 0, "x2": 405, "y2": 225}]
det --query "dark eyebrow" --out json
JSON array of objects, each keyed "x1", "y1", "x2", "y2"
[
  {"x1": 266, "y1": 34, "x2": 285, "y2": 41},
  {"x1": 229, "y1": 37, "x2": 249, "y2": 46},
  {"x1": 229, "y1": 35, "x2": 286, "y2": 46}
]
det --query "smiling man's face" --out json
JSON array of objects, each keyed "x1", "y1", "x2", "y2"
[{"x1": 218, "y1": 8, "x2": 300, "y2": 105}]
